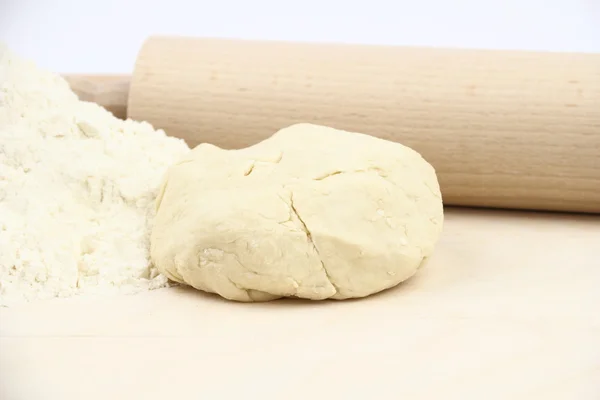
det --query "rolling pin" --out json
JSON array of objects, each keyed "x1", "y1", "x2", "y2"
[
  {"x1": 65, "y1": 75, "x2": 129, "y2": 120},
  {"x1": 65, "y1": 36, "x2": 600, "y2": 214}
]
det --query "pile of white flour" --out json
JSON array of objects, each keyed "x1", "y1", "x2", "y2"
[{"x1": 0, "y1": 45, "x2": 190, "y2": 306}]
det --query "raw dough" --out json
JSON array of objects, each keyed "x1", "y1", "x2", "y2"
[{"x1": 151, "y1": 124, "x2": 443, "y2": 301}]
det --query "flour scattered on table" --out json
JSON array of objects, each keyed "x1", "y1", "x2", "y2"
[{"x1": 0, "y1": 45, "x2": 190, "y2": 306}]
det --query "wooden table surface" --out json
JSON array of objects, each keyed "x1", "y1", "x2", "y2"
[{"x1": 1, "y1": 207, "x2": 598, "y2": 400}]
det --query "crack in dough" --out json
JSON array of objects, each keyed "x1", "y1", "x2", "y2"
[
  {"x1": 313, "y1": 167, "x2": 386, "y2": 181},
  {"x1": 288, "y1": 192, "x2": 339, "y2": 294}
]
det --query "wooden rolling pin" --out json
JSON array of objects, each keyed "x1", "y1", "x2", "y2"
[
  {"x1": 66, "y1": 36, "x2": 600, "y2": 214},
  {"x1": 65, "y1": 75, "x2": 129, "y2": 120}
]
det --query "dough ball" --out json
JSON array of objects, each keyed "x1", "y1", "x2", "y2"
[{"x1": 151, "y1": 124, "x2": 443, "y2": 302}]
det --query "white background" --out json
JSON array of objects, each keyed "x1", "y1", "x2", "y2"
[{"x1": 1, "y1": 0, "x2": 600, "y2": 73}]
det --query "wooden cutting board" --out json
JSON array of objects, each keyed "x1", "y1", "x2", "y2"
[{"x1": 1, "y1": 208, "x2": 598, "y2": 400}]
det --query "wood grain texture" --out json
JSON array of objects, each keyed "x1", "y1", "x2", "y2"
[
  {"x1": 1, "y1": 208, "x2": 599, "y2": 399},
  {"x1": 128, "y1": 36, "x2": 600, "y2": 214},
  {"x1": 64, "y1": 74, "x2": 129, "y2": 120}
]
